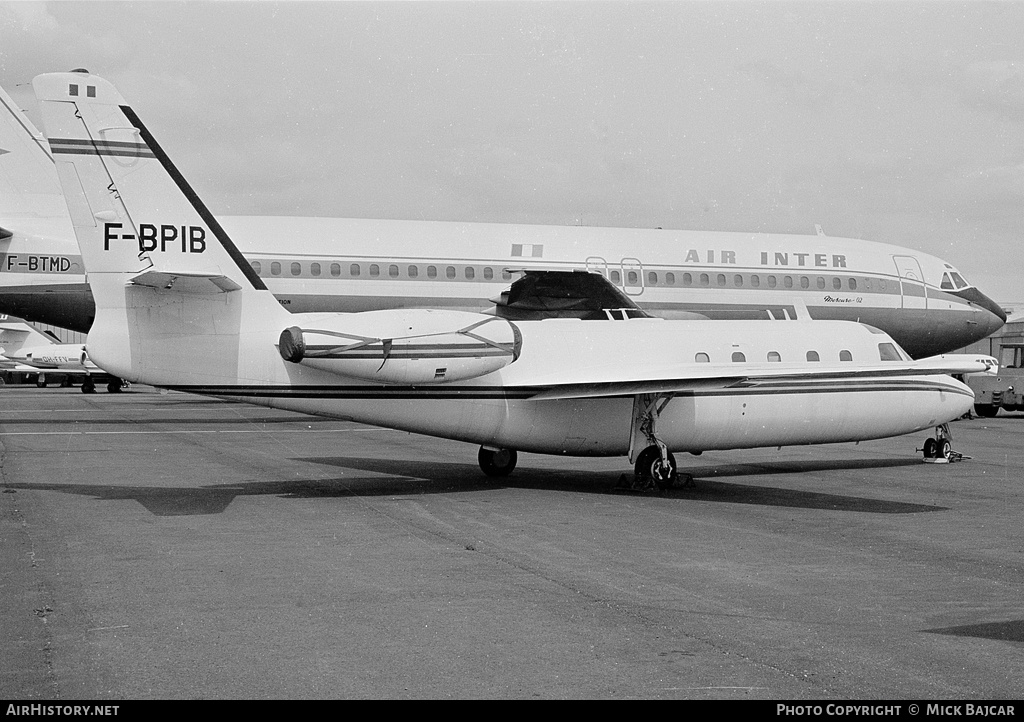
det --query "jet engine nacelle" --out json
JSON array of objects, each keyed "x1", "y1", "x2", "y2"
[{"x1": 279, "y1": 309, "x2": 521, "y2": 384}]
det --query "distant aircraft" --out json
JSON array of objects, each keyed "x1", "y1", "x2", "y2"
[
  {"x1": 0, "y1": 317, "x2": 119, "y2": 391},
  {"x1": 0, "y1": 80, "x2": 1005, "y2": 358},
  {"x1": 32, "y1": 70, "x2": 996, "y2": 485}
]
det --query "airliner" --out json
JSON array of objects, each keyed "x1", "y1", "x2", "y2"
[
  {"x1": 32, "y1": 70, "x2": 995, "y2": 484},
  {"x1": 0, "y1": 79, "x2": 1005, "y2": 359},
  {"x1": 0, "y1": 318, "x2": 117, "y2": 391}
]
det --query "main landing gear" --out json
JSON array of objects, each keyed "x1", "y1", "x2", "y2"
[
  {"x1": 620, "y1": 393, "x2": 693, "y2": 491},
  {"x1": 478, "y1": 447, "x2": 517, "y2": 477},
  {"x1": 921, "y1": 423, "x2": 968, "y2": 463}
]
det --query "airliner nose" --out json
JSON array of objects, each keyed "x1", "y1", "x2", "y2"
[{"x1": 957, "y1": 287, "x2": 1007, "y2": 336}]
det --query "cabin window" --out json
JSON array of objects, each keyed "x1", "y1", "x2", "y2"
[
  {"x1": 717, "y1": 273, "x2": 726, "y2": 286},
  {"x1": 878, "y1": 343, "x2": 901, "y2": 361},
  {"x1": 695, "y1": 352, "x2": 710, "y2": 363},
  {"x1": 330, "y1": 263, "x2": 341, "y2": 277},
  {"x1": 767, "y1": 351, "x2": 781, "y2": 362},
  {"x1": 310, "y1": 262, "x2": 321, "y2": 277},
  {"x1": 627, "y1": 270, "x2": 638, "y2": 285},
  {"x1": 734, "y1": 274, "x2": 743, "y2": 287},
  {"x1": 270, "y1": 262, "x2": 281, "y2": 276},
  {"x1": 502, "y1": 270, "x2": 513, "y2": 281},
  {"x1": 389, "y1": 264, "x2": 399, "y2": 278},
  {"x1": 446, "y1": 266, "x2": 456, "y2": 279},
  {"x1": 290, "y1": 262, "x2": 301, "y2": 276},
  {"x1": 731, "y1": 352, "x2": 746, "y2": 362},
  {"x1": 251, "y1": 261, "x2": 262, "y2": 275},
  {"x1": 349, "y1": 264, "x2": 360, "y2": 277},
  {"x1": 817, "y1": 277, "x2": 825, "y2": 289},
  {"x1": 767, "y1": 275, "x2": 777, "y2": 288},
  {"x1": 666, "y1": 272, "x2": 675, "y2": 285},
  {"x1": 427, "y1": 265, "x2": 437, "y2": 279},
  {"x1": 648, "y1": 271, "x2": 658, "y2": 285},
  {"x1": 466, "y1": 267, "x2": 476, "y2": 280},
  {"x1": 408, "y1": 265, "x2": 418, "y2": 278},
  {"x1": 683, "y1": 273, "x2": 693, "y2": 286},
  {"x1": 832, "y1": 277, "x2": 842, "y2": 290},
  {"x1": 806, "y1": 350, "x2": 820, "y2": 362},
  {"x1": 800, "y1": 276, "x2": 809, "y2": 289},
  {"x1": 848, "y1": 278, "x2": 857, "y2": 290},
  {"x1": 783, "y1": 276, "x2": 793, "y2": 289},
  {"x1": 610, "y1": 270, "x2": 621, "y2": 283},
  {"x1": 369, "y1": 264, "x2": 380, "y2": 277},
  {"x1": 750, "y1": 274, "x2": 760, "y2": 288},
  {"x1": 840, "y1": 350, "x2": 853, "y2": 362},
  {"x1": 484, "y1": 267, "x2": 493, "y2": 280}
]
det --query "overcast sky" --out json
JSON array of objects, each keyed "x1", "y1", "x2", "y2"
[{"x1": 1, "y1": 0, "x2": 1022, "y2": 303}]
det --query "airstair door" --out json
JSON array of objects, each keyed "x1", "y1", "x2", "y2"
[{"x1": 892, "y1": 255, "x2": 928, "y2": 309}]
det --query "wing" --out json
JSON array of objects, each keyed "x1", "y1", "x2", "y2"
[{"x1": 521, "y1": 354, "x2": 998, "y2": 401}]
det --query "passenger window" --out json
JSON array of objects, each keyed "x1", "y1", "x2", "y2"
[
  {"x1": 800, "y1": 276, "x2": 809, "y2": 289},
  {"x1": 734, "y1": 274, "x2": 743, "y2": 287},
  {"x1": 732, "y1": 352, "x2": 746, "y2": 362},
  {"x1": 502, "y1": 270, "x2": 512, "y2": 281},
  {"x1": 610, "y1": 270, "x2": 621, "y2": 283},
  {"x1": 270, "y1": 262, "x2": 281, "y2": 276},
  {"x1": 817, "y1": 277, "x2": 825, "y2": 289},
  {"x1": 717, "y1": 274, "x2": 726, "y2": 286},
  {"x1": 767, "y1": 276, "x2": 777, "y2": 288},
  {"x1": 648, "y1": 271, "x2": 658, "y2": 285},
  {"x1": 290, "y1": 262, "x2": 301, "y2": 276},
  {"x1": 330, "y1": 263, "x2": 341, "y2": 277},
  {"x1": 627, "y1": 271, "x2": 638, "y2": 284},
  {"x1": 695, "y1": 353, "x2": 710, "y2": 363},
  {"x1": 370, "y1": 264, "x2": 380, "y2": 277},
  {"x1": 840, "y1": 350, "x2": 853, "y2": 362},
  {"x1": 427, "y1": 266, "x2": 437, "y2": 279},
  {"x1": 389, "y1": 264, "x2": 399, "y2": 278},
  {"x1": 466, "y1": 267, "x2": 476, "y2": 280},
  {"x1": 750, "y1": 275, "x2": 760, "y2": 288},
  {"x1": 666, "y1": 272, "x2": 675, "y2": 285},
  {"x1": 310, "y1": 262, "x2": 321, "y2": 277},
  {"x1": 683, "y1": 273, "x2": 692, "y2": 286},
  {"x1": 446, "y1": 266, "x2": 456, "y2": 279},
  {"x1": 484, "y1": 267, "x2": 493, "y2": 280},
  {"x1": 349, "y1": 264, "x2": 360, "y2": 277},
  {"x1": 806, "y1": 350, "x2": 820, "y2": 362},
  {"x1": 784, "y1": 276, "x2": 793, "y2": 289},
  {"x1": 848, "y1": 278, "x2": 857, "y2": 290},
  {"x1": 833, "y1": 277, "x2": 842, "y2": 290},
  {"x1": 408, "y1": 265, "x2": 418, "y2": 278},
  {"x1": 251, "y1": 261, "x2": 262, "y2": 275},
  {"x1": 700, "y1": 273, "x2": 709, "y2": 286},
  {"x1": 767, "y1": 351, "x2": 781, "y2": 362}
]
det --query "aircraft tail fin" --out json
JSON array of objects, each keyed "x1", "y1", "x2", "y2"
[
  {"x1": 0, "y1": 83, "x2": 69, "y2": 223},
  {"x1": 31, "y1": 71, "x2": 285, "y2": 383}
]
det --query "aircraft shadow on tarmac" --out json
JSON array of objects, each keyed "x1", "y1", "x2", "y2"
[
  {"x1": 3, "y1": 456, "x2": 945, "y2": 517},
  {"x1": 922, "y1": 620, "x2": 1024, "y2": 644}
]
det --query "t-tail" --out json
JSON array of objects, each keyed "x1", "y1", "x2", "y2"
[{"x1": 31, "y1": 70, "x2": 288, "y2": 385}]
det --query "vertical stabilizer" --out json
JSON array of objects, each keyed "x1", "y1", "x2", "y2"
[{"x1": 32, "y1": 71, "x2": 286, "y2": 384}]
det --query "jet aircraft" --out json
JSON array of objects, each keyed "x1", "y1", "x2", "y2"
[
  {"x1": 0, "y1": 80, "x2": 1005, "y2": 358},
  {"x1": 32, "y1": 71, "x2": 995, "y2": 485},
  {"x1": 0, "y1": 317, "x2": 118, "y2": 391}
]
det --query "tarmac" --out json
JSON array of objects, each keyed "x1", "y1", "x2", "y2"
[{"x1": 1, "y1": 384, "x2": 1022, "y2": 700}]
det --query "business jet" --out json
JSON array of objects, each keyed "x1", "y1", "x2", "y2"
[
  {"x1": 0, "y1": 318, "x2": 119, "y2": 391},
  {"x1": 0, "y1": 80, "x2": 1005, "y2": 359},
  {"x1": 32, "y1": 71, "x2": 995, "y2": 486}
]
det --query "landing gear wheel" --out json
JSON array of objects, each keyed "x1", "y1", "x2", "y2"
[
  {"x1": 937, "y1": 439, "x2": 952, "y2": 460},
  {"x1": 923, "y1": 438, "x2": 937, "y2": 459},
  {"x1": 106, "y1": 380, "x2": 122, "y2": 393},
  {"x1": 478, "y1": 447, "x2": 517, "y2": 477},
  {"x1": 634, "y1": 446, "x2": 678, "y2": 490},
  {"x1": 81, "y1": 380, "x2": 96, "y2": 394}
]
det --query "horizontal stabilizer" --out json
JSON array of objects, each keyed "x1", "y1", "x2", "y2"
[{"x1": 129, "y1": 270, "x2": 242, "y2": 294}]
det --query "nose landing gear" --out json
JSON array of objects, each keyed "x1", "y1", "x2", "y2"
[{"x1": 921, "y1": 423, "x2": 968, "y2": 463}]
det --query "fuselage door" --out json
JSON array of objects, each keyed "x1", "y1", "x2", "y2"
[
  {"x1": 585, "y1": 256, "x2": 609, "y2": 279},
  {"x1": 620, "y1": 257, "x2": 644, "y2": 296},
  {"x1": 892, "y1": 255, "x2": 928, "y2": 309}
]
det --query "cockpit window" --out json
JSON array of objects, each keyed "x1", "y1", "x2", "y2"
[
  {"x1": 878, "y1": 342, "x2": 902, "y2": 361},
  {"x1": 941, "y1": 273, "x2": 954, "y2": 290},
  {"x1": 949, "y1": 272, "x2": 970, "y2": 290}
]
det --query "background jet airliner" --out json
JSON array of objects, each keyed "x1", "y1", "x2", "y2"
[
  {"x1": 33, "y1": 71, "x2": 995, "y2": 485},
  {"x1": 0, "y1": 80, "x2": 1004, "y2": 359}
]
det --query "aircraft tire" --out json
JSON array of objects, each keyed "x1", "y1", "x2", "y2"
[
  {"x1": 973, "y1": 403, "x2": 999, "y2": 418},
  {"x1": 634, "y1": 446, "x2": 677, "y2": 490},
  {"x1": 938, "y1": 439, "x2": 952, "y2": 460},
  {"x1": 478, "y1": 447, "x2": 517, "y2": 477},
  {"x1": 923, "y1": 438, "x2": 937, "y2": 459},
  {"x1": 81, "y1": 382, "x2": 95, "y2": 394},
  {"x1": 107, "y1": 380, "x2": 123, "y2": 393}
]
